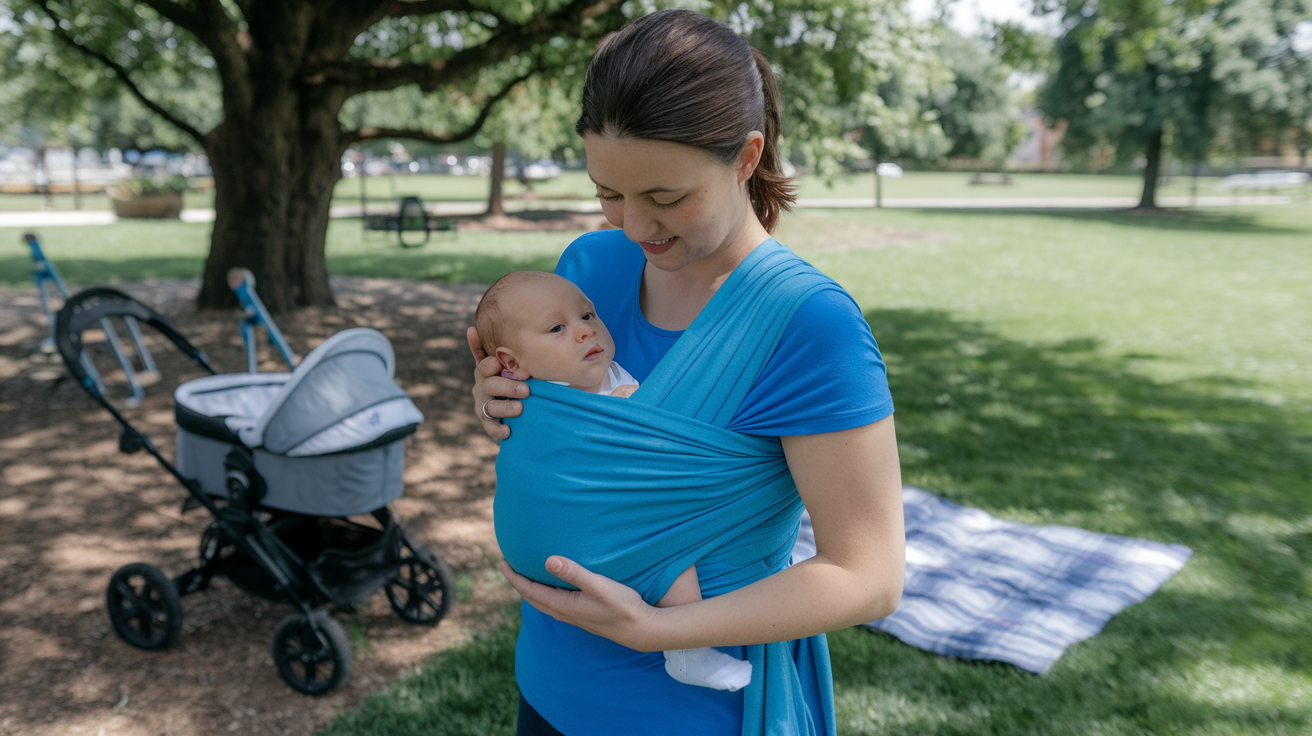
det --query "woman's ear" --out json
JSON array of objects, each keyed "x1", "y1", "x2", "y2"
[
  {"x1": 737, "y1": 131, "x2": 765, "y2": 184},
  {"x1": 495, "y1": 347, "x2": 521, "y2": 373}
]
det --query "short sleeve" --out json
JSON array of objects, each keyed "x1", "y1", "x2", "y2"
[{"x1": 727, "y1": 288, "x2": 893, "y2": 436}]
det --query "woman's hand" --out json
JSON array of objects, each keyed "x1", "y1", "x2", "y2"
[
  {"x1": 467, "y1": 325, "x2": 530, "y2": 441},
  {"x1": 501, "y1": 556, "x2": 664, "y2": 652}
]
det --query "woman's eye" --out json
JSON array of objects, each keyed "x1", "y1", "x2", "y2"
[
  {"x1": 596, "y1": 193, "x2": 622, "y2": 202},
  {"x1": 654, "y1": 196, "x2": 685, "y2": 210}
]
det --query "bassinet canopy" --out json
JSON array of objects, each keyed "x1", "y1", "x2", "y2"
[{"x1": 174, "y1": 328, "x2": 423, "y2": 516}]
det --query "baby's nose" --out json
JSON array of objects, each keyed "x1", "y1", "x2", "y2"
[{"x1": 576, "y1": 324, "x2": 596, "y2": 341}]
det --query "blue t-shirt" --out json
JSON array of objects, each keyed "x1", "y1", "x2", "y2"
[{"x1": 515, "y1": 230, "x2": 893, "y2": 735}]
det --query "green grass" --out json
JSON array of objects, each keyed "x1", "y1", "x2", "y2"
[
  {"x1": 3, "y1": 204, "x2": 1309, "y2": 734},
  {"x1": 0, "y1": 171, "x2": 1237, "y2": 214},
  {"x1": 320, "y1": 612, "x2": 522, "y2": 736}
]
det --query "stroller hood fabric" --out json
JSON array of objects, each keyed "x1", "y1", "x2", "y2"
[
  {"x1": 174, "y1": 328, "x2": 421, "y2": 516},
  {"x1": 175, "y1": 328, "x2": 423, "y2": 457},
  {"x1": 495, "y1": 244, "x2": 842, "y2": 736}
]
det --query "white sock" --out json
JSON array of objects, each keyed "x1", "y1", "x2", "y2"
[{"x1": 663, "y1": 647, "x2": 753, "y2": 692}]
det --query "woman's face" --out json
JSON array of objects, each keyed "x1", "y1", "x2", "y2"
[{"x1": 584, "y1": 133, "x2": 759, "y2": 273}]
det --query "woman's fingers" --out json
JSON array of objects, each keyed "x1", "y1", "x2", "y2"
[
  {"x1": 501, "y1": 560, "x2": 577, "y2": 616},
  {"x1": 470, "y1": 346, "x2": 529, "y2": 440},
  {"x1": 500, "y1": 557, "x2": 658, "y2": 650},
  {"x1": 466, "y1": 325, "x2": 487, "y2": 362}
]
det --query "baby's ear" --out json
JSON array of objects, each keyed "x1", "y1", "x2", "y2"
[{"x1": 495, "y1": 347, "x2": 520, "y2": 373}]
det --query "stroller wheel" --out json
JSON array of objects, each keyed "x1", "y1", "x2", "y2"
[
  {"x1": 384, "y1": 547, "x2": 455, "y2": 626},
  {"x1": 106, "y1": 563, "x2": 183, "y2": 650},
  {"x1": 272, "y1": 611, "x2": 352, "y2": 695}
]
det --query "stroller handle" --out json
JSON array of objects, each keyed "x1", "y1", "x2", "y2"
[{"x1": 55, "y1": 287, "x2": 217, "y2": 395}]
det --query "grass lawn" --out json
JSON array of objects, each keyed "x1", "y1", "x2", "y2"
[
  {"x1": 3, "y1": 205, "x2": 1309, "y2": 734},
  {"x1": 0, "y1": 171, "x2": 1231, "y2": 213}
]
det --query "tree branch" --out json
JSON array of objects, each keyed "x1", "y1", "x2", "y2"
[
  {"x1": 138, "y1": 0, "x2": 250, "y2": 91},
  {"x1": 315, "y1": 0, "x2": 621, "y2": 95},
  {"x1": 342, "y1": 64, "x2": 538, "y2": 146},
  {"x1": 36, "y1": 0, "x2": 207, "y2": 145}
]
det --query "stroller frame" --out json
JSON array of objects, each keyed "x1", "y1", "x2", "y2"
[{"x1": 55, "y1": 287, "x2": 454, "y2": 695}]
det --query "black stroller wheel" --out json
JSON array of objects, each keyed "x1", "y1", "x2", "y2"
[
  {"x1": 272, "y1": 611, "x2": 352, "y2": 695},
  {"x1": 384, "y1": 547, "x2": 455, "y2": 626},
  {"x1": 106, "y1": 563, "x2": 183, "y2": 650}
]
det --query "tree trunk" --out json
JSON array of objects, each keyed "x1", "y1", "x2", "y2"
[
  {"x1": 196, "y1": 84, "x2": 346, "y2": 313},
  {"x1": 1137, "y1": 127, "x2": 1163, "y2": 209},
  {"x1": 487, "y1": 140, "x2": 507, "y2": 217}
]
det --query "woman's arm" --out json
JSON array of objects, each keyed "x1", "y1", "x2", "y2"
[
  {"x1": 501, "y1": 415, "x2": 905, "y2": 652},
  {"x1": 467, "y1": 325, "x2": 530, "y2": 441}
]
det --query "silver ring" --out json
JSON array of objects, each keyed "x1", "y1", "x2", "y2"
[{"x1": 482, "y1": 399, "x2": 495, "y2": 420}]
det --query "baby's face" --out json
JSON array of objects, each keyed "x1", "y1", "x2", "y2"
[{"x1": 498, "y1": 277, "x2": 616, "y2": 393}]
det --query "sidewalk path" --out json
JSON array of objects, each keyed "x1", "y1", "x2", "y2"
[{"x1": 0, "y1": 194, "x2": 1295, "y2": 229}]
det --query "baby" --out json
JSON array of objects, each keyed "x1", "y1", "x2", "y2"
[{"x1": 476, "y1": 270, "x2": 753, "y2": 692}]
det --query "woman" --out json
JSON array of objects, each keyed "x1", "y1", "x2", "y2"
[{"x1": 468, "y1": 10, "x2": 905, "y2": 735}]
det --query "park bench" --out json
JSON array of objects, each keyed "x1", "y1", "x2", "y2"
[
  {"x1": 363, "y1": 195, "x2": 455, "y2": 248},
  {"x1": 1216, "y1": 170, "x2": 1310, "y2": 194},
  {"x1": 969, "y1": 172, "x2": 1015, "y2": 185}
]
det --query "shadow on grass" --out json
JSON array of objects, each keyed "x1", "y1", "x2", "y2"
[
  {"x1": 903, "y1": 206, "x2": 1308, "y2": 235},
  {"x1": 0, "y1": 251, "x2": 558, "y2": 290},
  {"x1": 0, "y1": 256, "x2": 204, "y2": 286},
  {"x1": 828, "y1": 308, "x2": 1312, "y2": 735},
  {"x1": 326, "y1": 252, "x2": 558, "y2": 285}
]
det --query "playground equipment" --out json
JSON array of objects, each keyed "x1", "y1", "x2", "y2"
[
  {"x1": 362, "y1": 195, "x2": 456, "y2": 248},
  {"x1": 24, "y1": 232, "x2": 157, "y2": 407},
  {"x1": 227, "y1": 268, "x2": 297, "y2": 372}
]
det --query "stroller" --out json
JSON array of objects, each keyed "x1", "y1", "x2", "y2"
[{"x1": 54, "y1": 287, "x2": 455, "y2": 695}]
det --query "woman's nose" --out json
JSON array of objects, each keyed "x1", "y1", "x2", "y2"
[{"x1": 623, "y1": 203, "x2": 658, "y2": 242}]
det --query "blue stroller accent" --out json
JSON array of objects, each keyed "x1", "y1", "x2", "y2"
[
  {"x1": 55, "y1": 287, "x2": 455, "y2": 695},
  {"x1": 228, "y1": 267, "x2": 297, "y2": 372},
  {"x1": 25, "y1": 232, "x2": 157, "y2": 406}
]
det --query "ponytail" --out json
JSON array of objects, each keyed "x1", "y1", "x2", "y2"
[{"x1": 747, "y1": 48, "x2": 796, "y2": 233}]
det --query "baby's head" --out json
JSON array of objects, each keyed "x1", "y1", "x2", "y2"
[{"x1": 475, "y1": 271, "x2": 616, "y2": 393}]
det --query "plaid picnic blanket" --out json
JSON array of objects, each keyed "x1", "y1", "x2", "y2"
[{"x1": 791, "y1": 486, "x2": 1192, "y2": 674}]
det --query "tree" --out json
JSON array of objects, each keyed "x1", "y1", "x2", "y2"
[
  {"x1": 1036, "y1": 0, "x2": 1220, "y2": 209},
  {"x1": 1211, "y1": 0, "x2": 1312, "y2": 165},
  {"x1": 6, "y1": 0, "x2": 624, "y2": 312},
  {"x1": 723, "y1": 0, "x2": 951, "y2": 173},
  {"x1": 927, "y1": 27, "x2": 1027, "y2": 165},
  {"x1": 6, "y1": 0, "x2": 962, "y2": 310}
]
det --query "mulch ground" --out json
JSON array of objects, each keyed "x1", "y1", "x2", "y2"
[{"x1": 0, "y1": 276, "x2": 515, "y2": 736}]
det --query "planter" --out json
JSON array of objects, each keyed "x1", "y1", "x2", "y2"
[{"x1": 112, "y1": 192, "x2": 183, "y2": 219}]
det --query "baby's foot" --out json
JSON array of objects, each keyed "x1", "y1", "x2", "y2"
[{"x1": 663, "y1": 647, "x2": 753, "y2": 691}]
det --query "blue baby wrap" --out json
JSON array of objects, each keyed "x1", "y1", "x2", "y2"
[{"x1": 495, "y1": 243, "x2": 841, "y2": 736}]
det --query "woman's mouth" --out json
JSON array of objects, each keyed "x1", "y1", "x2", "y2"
[
  {"x1": 583, "y1": 345, "x2": 605, "y2": 360},
  {"x1": 640, "y1": 236, "x2": 678, "y2": 255}
]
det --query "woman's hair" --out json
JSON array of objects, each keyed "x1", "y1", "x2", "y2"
[{"x1": 576, "y1": 9, "x2": 795, "y2": 232}]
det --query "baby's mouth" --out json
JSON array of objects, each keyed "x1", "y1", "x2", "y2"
[{"x1": 583, "y1": 345, "x2": 604, "y2": 361}]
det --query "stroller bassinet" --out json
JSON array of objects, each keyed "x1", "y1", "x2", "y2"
[
  {"x1": 54, "y1": 288, "x2": 455, "y2": 696},
  {"x1": 174, "y1": 328, "x2": 424, "y2": 516}
]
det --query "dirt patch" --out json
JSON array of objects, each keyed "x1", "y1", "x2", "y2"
[{"x1": 0, "y1": 277, "x2": 516, "y2": 736}]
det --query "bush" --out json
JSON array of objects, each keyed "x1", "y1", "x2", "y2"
[{"x1": 110, "y1": 174, "x2": 191, "y2": 199}]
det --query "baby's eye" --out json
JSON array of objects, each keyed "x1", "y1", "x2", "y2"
[
  {"x1": 549, "y1": 324, "x2": 565, "y2": 333},
  {"x1": 582, "y1": 312, "x2": 593, "y2": 321}
]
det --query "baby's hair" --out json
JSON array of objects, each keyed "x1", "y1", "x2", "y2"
[{"x1": 474, "y1": 270, "x2": 561, "y2": 357}]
